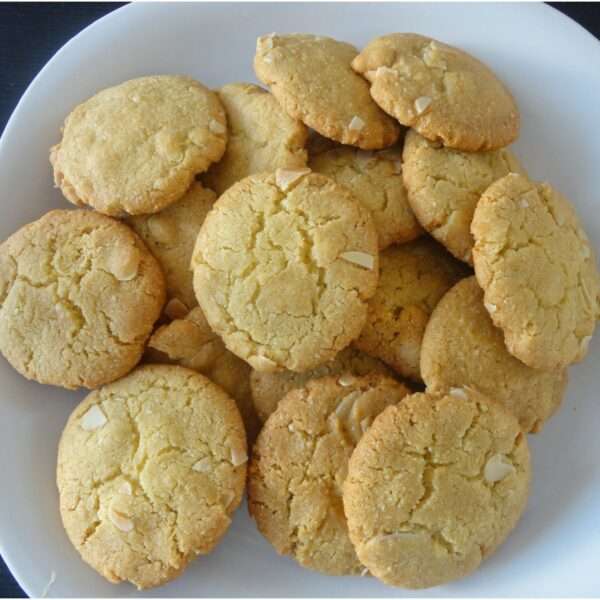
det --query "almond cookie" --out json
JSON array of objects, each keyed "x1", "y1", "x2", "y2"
[
  {"x1": 421, "y1": 277, "x2": 566, "y2": 432},
  {"x1": 402, "y1": 130, "x2": 525, "y2": 263},
  {"x1": 254, "y1": 33, "x2": 400, "y2": 150},
  {"x1": 202, "y1": 83, "x2": 308, "y2": 195},
  {"x1": 248, "y1": 374, "x2": 410, "y2": 575},
  {"x1": 472, "y1": 173, "x2": 600, "y2": 370},
  {"x1": 127, "y1": 182, "x2": 216, "y2": 315},
  {"x1": 250, "y1": 346, "x2": 398, "y2": 423},
  {"x1": 0, "y1": 210, "x2": 165, "y2": 389},
  {"x1": 310, "y1": 144, "x2": 422, "y2": 249},
  {"x1": 344, "y1": 388, "x2": 530, "y2": 589},
  {"x1": 50, "y1": 75, "x2": 227, "y2": 216},
  {"x1": 146, "y1": 306, "x2": 260, "y2": 442},
  {"x1": 354, "y1": 238, "x2": 468, "y2": 381},
  {"x1": 57, "y1": 364, "x2": 247, "y2": 590},
  {"x1": 192, "y1": 169, "x2": 379, "y2": 373},
  {"x1": 352, "y1": 34, "x2": 519, "y2": 151}
]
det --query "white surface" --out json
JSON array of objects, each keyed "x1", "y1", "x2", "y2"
[{"x1": 0, "y1": 2, "x2": 599, "y2": 597}]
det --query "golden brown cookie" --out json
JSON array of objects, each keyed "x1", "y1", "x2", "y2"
[
  {"x1": 248, "y1": 374, "x2": 410, "y2": 575},
  {"x1": 352, "y1": 34, "x2": 520, "y2": 151},
  {"x1": 472, "y1": 173, "x2": 600, "y2": 370},
  {"x1": 50, "y1": 75, "x2": 227, "y2": 216},
  {"x1": 344, "y1": 388, "x2": 530, "y2": 589},
  {"x1": 0, "y1": 209, "x2": 165, "y2": 389}
]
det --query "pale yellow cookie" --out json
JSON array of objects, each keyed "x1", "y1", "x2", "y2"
[
  {"x1": 344, "y1": 389, "x2": 530, "y2": 589},
  {"x1": 0, "y1": 210, "x2": 165, "y2": 389},
  {"x1": 352, "y1": 34, "x2": 520, "y2": 151},
  {"x1": 51, "y1": 75, "x2": 227, "y2": 216},
  {"x1": 248, "y1": 374, "x2": 410, "y2": 575},
  {"x1": 192, "y1": 170, "x2": 379, "y2": 373},
  {"x1": 472, "y1": 173, "x2": 600, "y2": 370},
  {"x1": 254, "y1": 33, "x2": 400, "y2": 149}
]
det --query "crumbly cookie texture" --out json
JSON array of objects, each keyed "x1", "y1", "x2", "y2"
[
  {"x1": 472, "y1": 173, "x2": 600, "y2": 370},
  {"x1": 352, "y1": 34, "x2": 519, "y2": 151},
  {"x1": 402, "y1": 130, "x2": 525, "y2": 263},
  {"x1": 248, "y1": 374, "x2": 410, "y2": 575},
  {"x1": 146, "y1": 307, "x2": 260, "y2": 442},
  {"x1": 344, "y1": 388, "x2": 530, "y2": 589},
  {"x1": 57, "y1": 365, "x2": 247, "y2": 590},
  {"x1": 250, "y1": 346, "x2": 398, "y2": 423},
  {"x1": 192, "y1": 170, "x2": 379, "y2": 373},
  {"x1": 0, "y1": 209, "x2": 165, "y2": 389},
  {"x1": 50, "y1": 75, "x2": 227, "y2": 216},
  {"x1": 354, "y1": 238, "x2": 468, "y2": 381},
  {"x1": 310, "y1": 144, "x2": 422, "y2": 249},
  {"x1": 202, "y1": 83, "x2": 308, "y2": 195},
  {"x1": 421, "y1": 277, "x2": 567, "y2": 432},
  {"x1": 254, "y1": 33, "x2": 400, "y2": 150}
]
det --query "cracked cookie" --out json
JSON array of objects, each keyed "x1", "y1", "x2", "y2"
[
  {"x1": 352, "y1": 34, "x2": 520, "y2": 151},
  {"x1": 248, "y1": 374, "x2": 410, "y2": 575},
  {"x1": 202, "y1": 83, "x2": 308, "y2": 195},
  {"x1": 421, "y1": 277, "x2": 567, "y2": 432},
  {"x1": 127, "y1": 181, "x2": 216, "y2": 315},
  {"x1": 146, "y1": 307, "x2": 260, "y2": 442},
  {"x1": 250, "y1": 346, "x2": 398, "y2": 423},
  {"x1": 192, "y1": 169, "x2": 379, "y2": 373},
  {"x1": 0, "y1": 209, "x2": 165, "y2": 389},
  {"x1": 344, "y1": 388, "x2": 530, "y2": 589},
  {"x1": 254, "y1": 34, "x2": 400, "y2": 150},
  {"x1": 50, "y1": 75, "x2": 227, "y2": 216},
  {"x1": 402, "y1": 130, "x2": 525, "y2": 263},
  {"x1": 354, "y1": 238, "x2": 468, "y2": 381},
  {"x1": 310, "y1": 144, "x2": 422, "y2": 249},
  {"x1": 57, "y1": 364, "x2": 247, "y2": 589},
  {"x1": 472, "y1": 173, "x2": 600, "y2": 370}
]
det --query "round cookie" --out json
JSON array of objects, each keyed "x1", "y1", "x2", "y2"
[
  {"x1": 250, "y1": 346, "x2": 398, "y2": 423},
  {"x1": 402, "y1": 129, "x2": 525, "y2": 263},
  {"x1": 254, "y1": 33, "x2": 400, "y2": 150},
  {"x1": 127, "y1": 181, "x2": 216, "y2": 314},
  {"x1": 0, "y1": 209, "x2": 165, "y2": 389},
  {"x1": 146, "y1": 306, "x2": 260, "y2": 442},
  {"x1": 202, "y1": 83, "x2": 308, "y2": 195},
  {"x1": 421, "y1": 277, "x2": 567, "y2": 432},
  {"x1": 472, "y1": 173, "x2": 600, "y2": 370},
  {"x1": 354, "y1": 238, "x2": 468, "y2": 381},
  {"x1": 352, "y1": 34, "x2": 519, "y2": 151},
  {"x1": 50, "y1": 75, "x2": 227, "y2": 216},
  {"x1": 57, "y1": 364, "x2": 247, "y2": 590},
  {"x1": 192, "y1": 169, "x2": 379, "y2": 373},
  {"x1": 344, "y1": 388, "x2": 530, "y2": 589},
  {"x1": 248, "y1": 374, "x2": 410, "y2": 575},
  {"x1": 310, "y1": 144, "x2": 422, "y2": 249}
]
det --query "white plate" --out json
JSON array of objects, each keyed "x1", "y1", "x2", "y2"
[{"x1": 1, "y1": 2, "x2": 599, "y2": 597}]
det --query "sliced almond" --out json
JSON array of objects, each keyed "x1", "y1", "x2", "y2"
[
  {"x1": 105, "y1": 246, "x2": 140, "y2": 281},
  {"x1": 110, "y1": 508, "x2": 134, "y2": 532},
  {"x1": 484, "y1": 302, "x2": 497, "y2": 314},
  {"x1": 484, "y1": 454, "x2": 515, "y2": 483},
  {"x1": 348, "y1": 116, "x2": 365, "y2": 131},
  {"x1": 340, "y1": 251, "x2": 375, "y2": 270},
  {"x1": 275, "y1": 168, "x2": 311, "y2": 191},
  {"x1": 192, "y1": 457, "x2": 212, "y2": 473},
  {"x1": 414, "y1": 96, "x2": 432, "y2": 115},
  {"x1": 448, "y1": 387, "x2": 467, "y2": 400},
  {"x1": 231, "y1": 447, "x2": 248, "y2": 467},
  {"x1": 360, "y1": 417, "x2": 372, "y2": 433},
  {"x1": 118, "y1": 481, "x2": 132, "y2": 495},
  {"x1": 80, "y1": 405, "x2": 107, "y2": 431},
  {"x1": 338, "y1": 373, "x2": 356, "y2": 387}
]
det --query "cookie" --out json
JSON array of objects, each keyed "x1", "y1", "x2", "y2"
[
  {"x1": 254, "y1": 33, "x2": 400, "y2": 150},
  {"x1": 248, "y1": 374, "x2": 410, "y2": 575},
  {"x1": 344, "y1": 388, "x2": 530, "y2": 589},
  {"x1": 310, "y1": 144, "x2": 422, "y2": 249},
  {"x1": 402, "y1": 130, "x2": 525, "y2": 263},
  {"x1": 354, "y1": 238, "x2": 468, "y2": 381},
  {"x1": 57, "y1": 364, "x2": 247, "y2": 590},
  {"x1": 192, "y1": 169, "x2": 379, "y2": 372},
  {"x1": 352, "y1": 34, "x2": 519, "y2": 151},
  {"x1": 250, "y1": 346, "x2": 398, "y2": 423},
  {"x1": 202, "y1": 83, "x2": 308, "y2": 195},
  {"x1": 127, "y1": 181, "x2": 215, "y2": 314},
  {"x1": 146, "y1": 307, "x2": 260, "y2": 442},
  {"x1": 50, "y1": 75, "x2": 227, "y2": 216},
  {"x1": 472, "y1": 173, "x2": 600, "y2": 370},
  {"x1": 0, "y1": 209, "x2": 165, "y2": 389}
]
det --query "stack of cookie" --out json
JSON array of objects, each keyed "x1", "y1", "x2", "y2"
[{"x1": 0, "y1": 32, "x2": 598, "y2": 591}]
